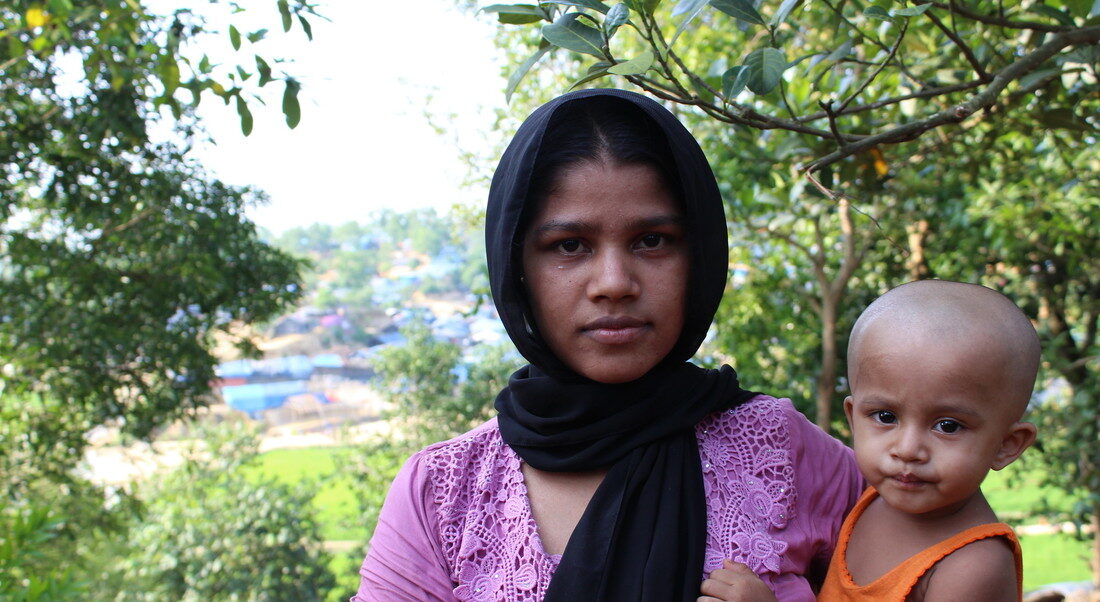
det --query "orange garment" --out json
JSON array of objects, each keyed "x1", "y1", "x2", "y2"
[{"x1": 818, "y1": 487, "x2": 1022, "y2": 601}]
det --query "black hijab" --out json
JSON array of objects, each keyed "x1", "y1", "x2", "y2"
[{"x1": 487, "y1": 89, "x2": 755, "y2": 601}]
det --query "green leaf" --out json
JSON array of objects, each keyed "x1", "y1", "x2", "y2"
[
  {"x1": 1017, "y1": 67, "x2": 1060, "y2": 90},
  {"x1": 277, "y1": 0, "x2": 292, "y2": 32},
  {"x1": 625, "y1": 0, "x2": 661, "y2": 15},
  {"x1": 567, "y1": 62, "x2": 612, "y2": 89},
  {"x1": 47, "y1": 0, "x2": 73, "y2": 15},
  {"x1": 1059, "y1": 45, "x2": 1100, "y2": 63},
  {"x1": 604, "y1": 3, "x2": 630, "y2": 35},
  {"x1": 198, "y1": 55, "x2": 212, "y2": 74},
  {"x1": 671, "y1": 0, "x2": 707, "y2": 15},
  {"x1": 542, "y1": 13, "x2": 606, "y2": 58},
  {"x1": 506, "y1": 41, "x2": 552, "y2": 102},
  {"x1": 298, "y1": 15, "x2": 313, "y2": 40},
  {"x1": 743, "y1": 47, "x2": 787, "y2": 94},
  {"x1": 481, "y1": 4, "x2": 550, "y2": 24},
  {"x1": 890, "y1": 4, "x2": 932, "y2": 17},
  {"x1": 711, "y1": 0, "x2": 765, "y2": 25},
  {"x1": 229, "y1": 25, "x2": 241, "y2": 50},
  {"x1": 1029, "y1": 4, "x2": 1075, "y2": 25},
  {"x1": 541, "y1": 0, "x2": 612, "y2": 14},
  {"x1": 787, "y1": 53, "x2": 816, "y2": 69},
  {"x1": 1037, "y1": 108, "x2": 1093, "y2": 130},
  {"x1": 863, "y1": 5, "x2": 892, "y2": 20},
  {"x1": 255, "y1": 55, "x2": 273, "y2": 86},
  {"x1": 161, "y1": 61, "x2": 181, "y2": 95},
  {"x1": 671, "y1": 0, "x2": 709, "y2": 46},
  {"x1": 236, "y1": 95, "x2": 254, "y2": 136},
  {"x1": 608, "y1": 49, "x2": 654, "y2": 74},
  {"x1": 825, "y1": 38, "x2": 853, "y2": 62},
  {"x1": 771, "y1": 0, "x2": 800, "y2": 26},
  {"x1": 247, "y1": 28, "x2": 268, "y2": 43},
  {"x1": 282, "y1": 79, "x2": 301, "y2": 128},
  {"x1": 721, "y1": 65, "x2": 749, "y2": 97}
]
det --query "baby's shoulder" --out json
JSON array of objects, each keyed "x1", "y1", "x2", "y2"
[{"x1": 916, "y1": 534, "x2": 1019, "y2": 602}]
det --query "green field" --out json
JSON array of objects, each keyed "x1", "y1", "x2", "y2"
[
  {"x1": 254, "y1": 445, "x2": 1095, "y2": 592},
  {"x1": 250, "y1": 446, "x2": 368, "y2": 542}
]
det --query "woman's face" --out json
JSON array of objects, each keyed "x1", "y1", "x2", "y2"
[{"x1": 521, "y1": 161, "x2": 689, "y2": 384}]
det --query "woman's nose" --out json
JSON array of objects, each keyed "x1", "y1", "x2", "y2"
[
  {"x1": 889, "y1": 427, "x2": 928, "y2": 463},
  {"x1": 587, "y1": 249, "x2": 640, "y2": 301}
]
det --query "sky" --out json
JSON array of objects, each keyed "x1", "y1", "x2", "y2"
[{"x1": 186, "y1": 0, "x2": 510, "y2": 233}]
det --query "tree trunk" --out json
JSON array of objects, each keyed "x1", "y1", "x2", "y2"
[
  {"x1": 1092, "y1": 505, "x2": 1100, "y2": 588},
  {"x1": 905, "y1": 219, "x2": 932, "y2": 280},
  {"x1": 815, "y1": 297, "x2": 838, "y2": 431}
]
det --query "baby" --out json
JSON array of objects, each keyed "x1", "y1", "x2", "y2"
[{"x1": 700, "y1": 280, "x2": 1038, "y2": 602}]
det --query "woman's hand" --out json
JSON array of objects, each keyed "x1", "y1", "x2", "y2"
[{"x1": 697, "y1": 559, "x2": 778, "y2": 602}]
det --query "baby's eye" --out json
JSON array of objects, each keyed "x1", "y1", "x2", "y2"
[
  {"x1": 933, "y1": 419, "x2": 963, "y2": 434},
  {"x1": 872, "y1": 410, "x2": 897, "y2": 425}
]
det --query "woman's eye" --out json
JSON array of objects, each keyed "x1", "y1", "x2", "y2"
[
  {"x1": 556, "y1": 239, "x2": 583, "y2": 253},
  {"x1": 934, "y1": 419, "x2": 963, "y2": 434},
  {"x1": 638, "y1": 233, "x2": 664, "y2": 249},
  {"x1": 872, "y1": 410, "x2": 897, "y2": 425}
]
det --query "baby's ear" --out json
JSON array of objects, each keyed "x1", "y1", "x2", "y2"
[
  {"x1": 843, "y1": 396, "x2": 855, "y2": 425},
  {"x1": 991, "y1": 421, "x2": 1037, "y2": 470}
]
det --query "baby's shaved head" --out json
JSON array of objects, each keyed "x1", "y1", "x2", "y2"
[{"x1": 848, "y1": 280, "x2": 1041, "y2": 416}]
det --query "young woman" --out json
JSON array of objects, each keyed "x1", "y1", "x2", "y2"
[{"x1": 354, "y1": 89, "x2": 862, "y2": 601}]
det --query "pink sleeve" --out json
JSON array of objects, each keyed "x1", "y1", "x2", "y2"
[
  {"x1": 352, "y1": 452, "x2": 456, "y2": 602},
  {"x1": 784, "y1": 403, "x2": 864, "y2": 565}
]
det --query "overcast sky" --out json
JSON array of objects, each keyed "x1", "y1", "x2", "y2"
[{"x1": 186, "y1": 0, "x2": 508, "y2": 233}]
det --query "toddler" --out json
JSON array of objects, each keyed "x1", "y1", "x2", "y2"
[{"x1": 700, "y1": 280, "x2": 1038, "y2": 602}]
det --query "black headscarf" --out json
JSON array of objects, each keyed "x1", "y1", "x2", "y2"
[{"x1": 487, "y1": 89, "x2": 755, "y2": 601}]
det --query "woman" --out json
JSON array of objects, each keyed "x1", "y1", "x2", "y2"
[{"x1": 355, "y1": 89, "x2": 861, "y2": 601}]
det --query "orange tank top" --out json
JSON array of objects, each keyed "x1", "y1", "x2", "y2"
[{"x1": 818, "y1": 488, "x2": 1023, "y2": 601}]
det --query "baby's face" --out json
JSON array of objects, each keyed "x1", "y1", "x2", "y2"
[{"x1": 845, "y1": 329, "x2": 1025, "y2": 518}]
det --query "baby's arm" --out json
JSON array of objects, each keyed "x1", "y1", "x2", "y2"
[
  {"x1": 914, "y1": 537, "x2": 1018, "y2": 602},
  {"x1": 698, "y1": 559, "x2": 778, "y2": 602}
]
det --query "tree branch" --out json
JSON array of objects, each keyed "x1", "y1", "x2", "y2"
[
  {"x1": 798, "y1": 80, "x2": 984, "y2": 122},
  {"x1": 922, "y1": 0, "x2": 1073, "y2": 33},
  {"x1": 837, "y1": 19, "x2": 909, "y2": 114},
  {"x1": 806, "y1": 25, "x2": 1100, "y2": 172},
  {"x1": 927, "y1": 9, "x2": 991, "y2": 82}
]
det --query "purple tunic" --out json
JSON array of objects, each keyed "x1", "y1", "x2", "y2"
[{"x1": 355, "y1": 395, "x2": 862, "y2": 601}]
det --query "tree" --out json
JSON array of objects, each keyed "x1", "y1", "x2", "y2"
[
  {"x1": 475, "y1": 0, "x2": 1099, "y2": 582},
  {"x1": 375, "y1": 321, "x2": 520, "y2": 445},
  {"x1": 1, "y1": 0, "x2": 319, "y2": 477},
  {"x1": 114, "y1": 423, "x2": 335, "y2": 601},
  {"x1": 1, "y1": 0, "x2": 323, "y2": 595}
]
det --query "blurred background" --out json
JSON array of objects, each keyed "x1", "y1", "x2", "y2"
[{"x1": 2, "y1": 0, "x2": 1097, "y2": 599}]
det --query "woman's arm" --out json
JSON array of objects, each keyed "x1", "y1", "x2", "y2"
[
  {"x1": 353, "y1": 453, "x2": 456, "y2": 602},
  {"x1": 783, "y1": 402, "x2": 864, "y2": 583}
]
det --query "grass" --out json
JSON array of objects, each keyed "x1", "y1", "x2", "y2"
[
  {"x1": 252, "y1": 445, "x2": 1095, "y2": 590},
  {"x1": 248, "y1": 446, "x2": 371, "y2": 542},
  {"x1": 984, "y1": 459, "x2": 1077, "y2": 521},
  {"x1": 1019, "y1": 532, "x2": 1094, "y2": 591}
]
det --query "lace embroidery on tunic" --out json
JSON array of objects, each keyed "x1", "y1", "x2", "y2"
[{"x1": 422, "y1": 396, "x2": 794, "y2": 601}]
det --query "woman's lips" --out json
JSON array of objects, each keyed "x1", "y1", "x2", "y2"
[{"x1": 583, "y1": 316, "x2": 648, "y2": 345}]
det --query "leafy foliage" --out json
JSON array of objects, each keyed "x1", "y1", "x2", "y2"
[
  {"x1": 0, "y1": 0, "x2": 316, "y2": 466},
  {"x1": 114, "y1": 423, "x2": 335, "y2": 601},
  {"x1": 375, "y1": 321, "x2": 521, "y2": 445}
]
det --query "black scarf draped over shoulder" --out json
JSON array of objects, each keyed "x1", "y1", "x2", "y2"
[{"x1": 486, "y1": 88, "x2": 755, "y2": 601}]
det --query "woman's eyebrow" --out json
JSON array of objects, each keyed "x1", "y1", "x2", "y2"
[
  {"x1": 632, "y1": 215, "x2": 686, "y2": 229},
  {"x1": 532, "y1": 214, "x2": 685, "y2": 235}
]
